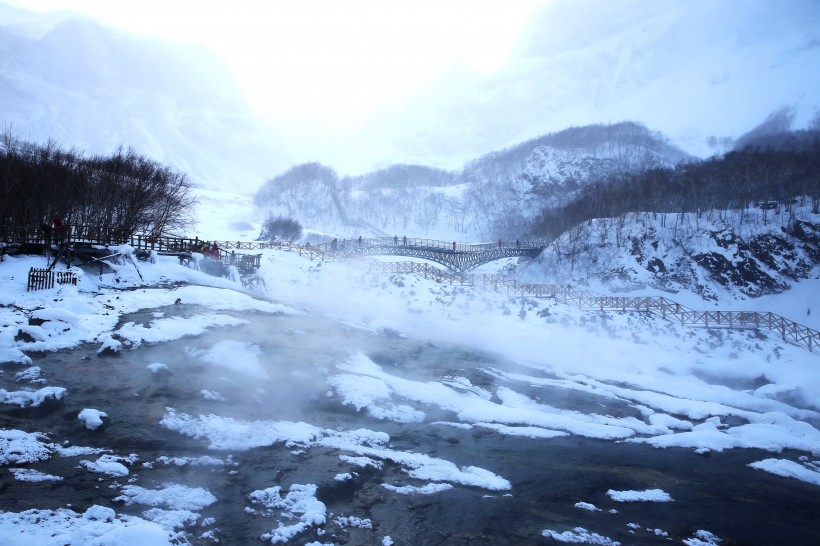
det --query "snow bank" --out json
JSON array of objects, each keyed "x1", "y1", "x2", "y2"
[
  {"x1": 748, "y1": 458, "x2": 820, "y2": 486},
  {"x1": 606, "y1": 489, "x2": 673, "y2": 502},
  {"x1": 0, "y1": 506, "x2": 180, "y2": 546}
]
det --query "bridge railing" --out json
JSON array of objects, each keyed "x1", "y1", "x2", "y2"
[
  {"x1": 2, "y1": 227, "x2": 544, "y2": 253},
  {"x1": 578, "y1": 295, "x2": 819, "y2": 351},
  {"x1": 312, "y1": 237, "x2": 544, "y2": 252}
]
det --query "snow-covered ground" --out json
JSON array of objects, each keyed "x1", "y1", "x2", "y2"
[{"x1": 1, "y1": 200, "x2": 819, "y2": 543}]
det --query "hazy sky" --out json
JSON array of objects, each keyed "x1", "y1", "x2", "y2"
[
  {"x1": 6, "y1": 0, "x2": 819, "y2": 180},
  {"x1": 10, "y1": 0, "x2": 549, "y2": 129}
]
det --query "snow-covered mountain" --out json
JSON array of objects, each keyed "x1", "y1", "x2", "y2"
[
  {"x1": 460, "y1": 122, "x2": 691, "y2": 233},
  {"x1": 254, "y1": 122, "x2": 692, "y2": 241},
  {"x1": 0, "y1": 4, "x2": 289, "y2": 193}
]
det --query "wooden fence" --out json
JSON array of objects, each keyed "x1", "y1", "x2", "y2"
[
  {"x1": 27, "y1": 268, "x2": 78, "y2": 291},
  {"x1": 369, "y1": 262, "x2": 819, "y2": 353},
  {"x1": 567, "y1": 295, "x2": 819, "y2": 352}
]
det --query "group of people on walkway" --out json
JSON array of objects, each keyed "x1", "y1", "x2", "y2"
[
  {"x1": 200, "y1": 241, "x2": 220, "y2": 258},
  {"x1": 497, "y1": 239, "x2": 522, "y2": 249}
]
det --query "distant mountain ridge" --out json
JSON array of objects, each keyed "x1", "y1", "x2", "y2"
[
  {"x1": 462, "y1": 122, "x2": 690, "y2": 214},
  {"x1": 254, "y1": 121, "x2": 694, "y2": 240}
]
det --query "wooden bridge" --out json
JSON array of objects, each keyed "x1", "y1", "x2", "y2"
[
  {"x1": 296, "y1": 237, "x2": 545, "y2": 272},
  {"x1": 369, "y1": 262, "x2": 820, "y2": 354}
]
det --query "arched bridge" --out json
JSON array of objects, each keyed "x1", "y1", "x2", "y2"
[{"x1": 302, "y1": 237, "x2": 545, "y2": 273}]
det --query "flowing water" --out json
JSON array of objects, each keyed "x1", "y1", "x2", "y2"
[{"x1": 2, "y1": 301, "x2": 819, "y2": 545}]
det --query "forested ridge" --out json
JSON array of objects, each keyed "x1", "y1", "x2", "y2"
[{"x1": 531, "y1": 132, "x2": 820, "y2": 240}]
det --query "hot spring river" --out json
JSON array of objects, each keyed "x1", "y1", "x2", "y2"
[{"x1": 2, "y1": 301, "x2": 819, "y2": 545}]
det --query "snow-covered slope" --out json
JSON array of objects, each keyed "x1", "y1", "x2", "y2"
[{"x1": 521, "y1": 205, "x2": 820, "y2": 309}]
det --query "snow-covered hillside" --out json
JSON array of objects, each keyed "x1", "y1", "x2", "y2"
[
  {"x1": 254, "y1": 122, "x2": 693, "y2": 242},
  {"x1": 520, "y1": 205, "x2": 820, "y2": 314}
]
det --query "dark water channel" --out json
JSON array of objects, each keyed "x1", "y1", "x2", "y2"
[{"x1": 2, "y1": 302, "x2": 819, "y2": 545}]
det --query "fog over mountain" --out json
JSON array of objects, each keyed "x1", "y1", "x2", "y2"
[
  {"x1": 354, "y1": 0, "x2": 820, "y2": 170},
  {"x1": 1, "y1": 0, "x2": 819, "y2": 191},
  {"x1": 0, "y1": 3, "x2": 289, "y2": 192}
]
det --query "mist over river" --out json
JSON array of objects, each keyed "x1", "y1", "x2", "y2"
[{"x1": 2, "y1": 299, "x2": 819, "y2": 546}]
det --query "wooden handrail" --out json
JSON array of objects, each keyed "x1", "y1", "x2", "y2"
[{"x1": 368, "y1": 262, "x2": 819, "y2": 354}]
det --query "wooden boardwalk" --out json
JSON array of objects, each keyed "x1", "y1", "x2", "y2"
[
  {"x1": 0, "y1": 225, "x2": 264, "y2": 280},
  {"x1": 369, "y1": 262, "x2": 820, "y2": 354}
]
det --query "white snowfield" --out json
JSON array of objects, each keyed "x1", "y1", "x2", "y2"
[{"x1": 0, "y1": 235, "x2": 819, "y2": 544}]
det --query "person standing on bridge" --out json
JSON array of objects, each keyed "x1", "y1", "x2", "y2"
[
  {"x1": 452, "y1": 241, "x2": 456, "y2": 251},
  {"x1": 394, "y1": 235, "x2": 398, "y2": 245},
  {"x1": 53, "y1": 214, "x2": 65, "y2": 243},
  {"x1": 498, "y1": 238, "x2": 503, "y2": 249},
  {"x1": 358, "y1": 236, "x2": 362, "y2": 246},
  {"x1": 516, "y1": 239, "x2": 520, "y2": 249},
  {"x1": 403, "y1": 235, "x2": 407, "y2": 245}
]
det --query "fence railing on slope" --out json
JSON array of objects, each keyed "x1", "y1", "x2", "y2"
[
  {"x1": 352, "y1": 219, "x2": 391, "y2": 238},
  {"x1": 572, "y1": 295, "x2": 819, "y2": 352},
  {"x1": 369, "y1": 261, "x2": 819, "y2": 353},
  {"x1": 368, "y1": 261, "x2": 474, "y2": 285},
  {"x1": 754, "y1": 312, "x2": 819, "y2": 351}
]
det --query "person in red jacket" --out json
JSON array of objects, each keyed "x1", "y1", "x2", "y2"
[{"x1": 53, "y1": 214, "x2": 65, "y2": 242}]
